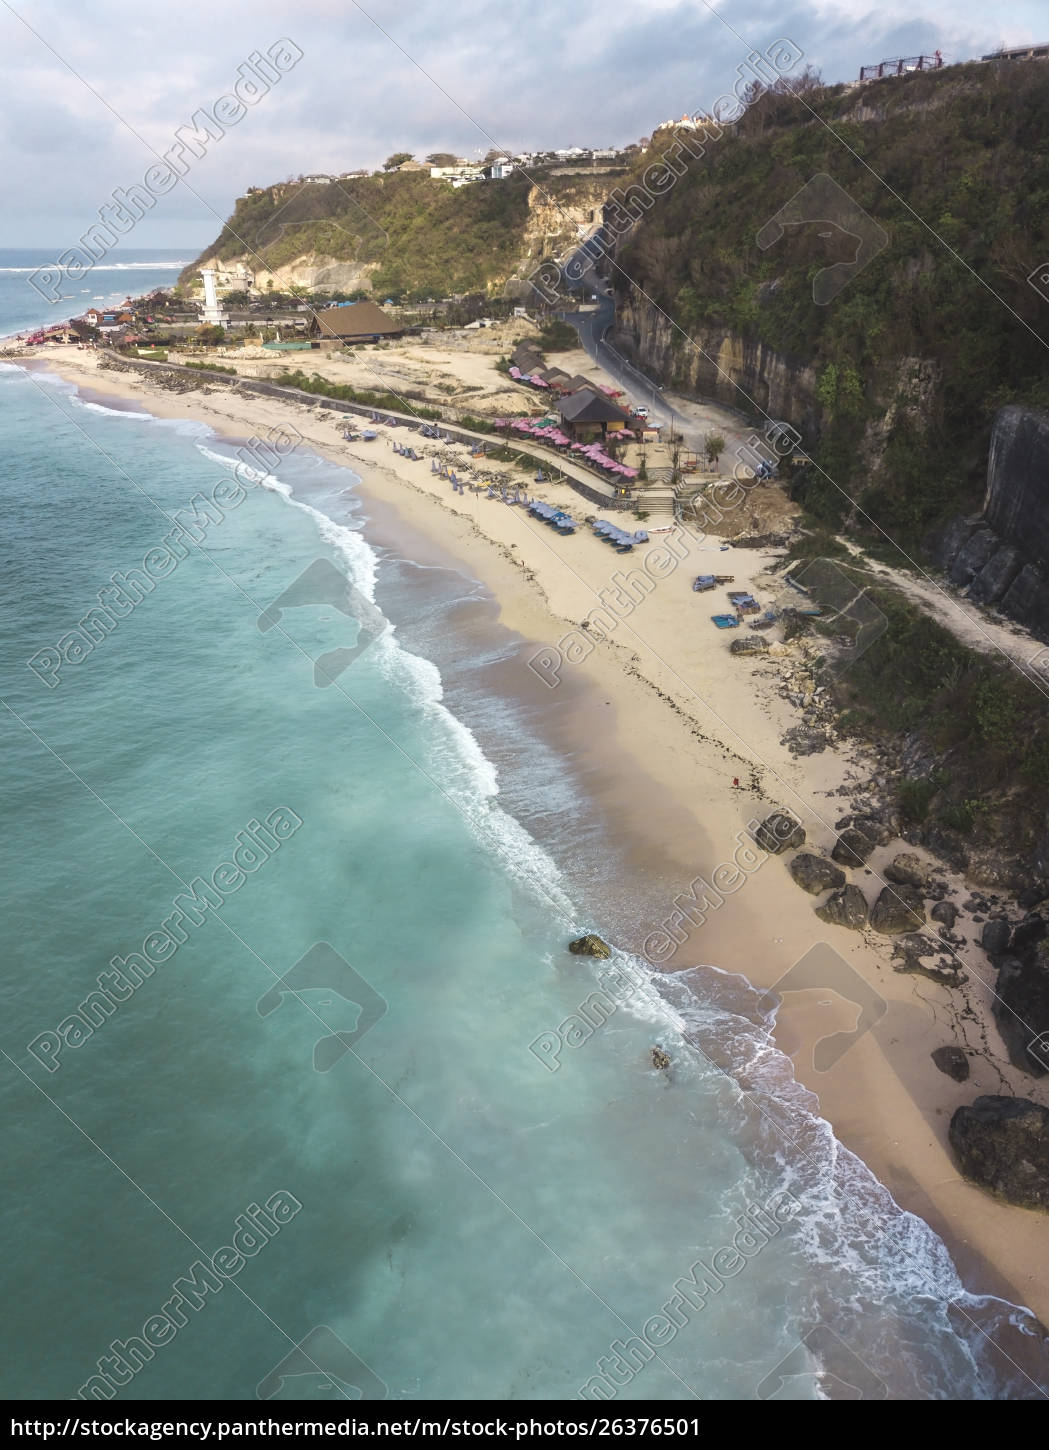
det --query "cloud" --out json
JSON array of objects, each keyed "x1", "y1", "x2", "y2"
[{"x1": 0, "y1": 0, "x2": 1038, "y2": 247}]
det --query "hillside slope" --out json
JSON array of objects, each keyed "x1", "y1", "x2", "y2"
[
  {"x1": 612, "y1": 60, "x2": 1049, "y2": 552},
  {"x1": 186, "y1": 169, "x2": 611, "y2": 301}
]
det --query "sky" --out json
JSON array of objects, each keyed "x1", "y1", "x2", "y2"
[{"x1": 1, "y1": 0, "x2": 1046, "y2": 252}]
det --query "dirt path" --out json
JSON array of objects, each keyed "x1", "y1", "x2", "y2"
[{"x1": 841, "y1": 541, "x2": 1049, "y2": 687}]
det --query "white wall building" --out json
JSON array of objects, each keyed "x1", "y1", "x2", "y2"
[{"x1": 199, "y1": 269, "x2": 229, "y2": 326}]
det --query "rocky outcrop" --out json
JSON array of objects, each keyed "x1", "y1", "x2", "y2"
[
  {"x1": 993, "y1": 954, "x2": 1049, "y2": 1076},
  {"x1": 788, "y1": 853, "x2": 846, "y2": 895},
  {"x1": 981, "y1": 918, "x2": 1012, "y2": 957},
  {"x1": 948, "y1": 526, "x2": 999, "y2": 586},
  {"x1": 885, "y1": 853, "x2": 932, "y2": 890},
  {"x1": 569, "y1": 934, "x2": 611, "y2": 959},
  {"x1": 929, "y1": 516, "x2": 978, "y2": 570},
  {"x1": 931, "y1": 407, "x2": 1049, "y2": 639},
  {"x1": 968, "y1": 543, "x2": 1023, "y2": 606},
  {"x1": 830, "y1": 827, "x2": 875, "y2": 868},
  {"x1": 931, "y1": 900, "x2": 959, "y2": 927},
  {"x1": 849, "y1": 815, "x2": 894, "y2": 847},
  {"x1": 754, "y1": 812, "x2": 806, "y2": 854},
  {"x1": 871, "y1": 883, "x2": 925, "y2": 934},
  {"x1": 815, "y1": 884, "x2": 869, "y2": 931},
  {"x1": 892, "y1": 933, "x2": 966, "y2": 985},
  {"x1": 949, "y1": 1096, "x2": 1049, "y2": 1211},
  {"x1": 986, "y1": 406, "x2": 1049, "y2": 569},
  {"x1": 782, "y1": 726, "x2": 827, "y2": 755},
  {"x1": 1011, "y1": 913, "x2": 1047, "y2": 956}
]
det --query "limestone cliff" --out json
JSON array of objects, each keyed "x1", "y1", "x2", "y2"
[
  {"x1": 931, "y1": 407, "x2": 1049, "y2": 639},
  {"x1": 185, "y1": 170, "x2": 611, "y2": 301}
]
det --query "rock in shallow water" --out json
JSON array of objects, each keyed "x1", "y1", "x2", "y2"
[
  {"x1": 568, "y1": 934, "x2": 611, "y2": 959},
  {"x1": 949, "y1": 1096, "x2": 1049, "y2": 1211}
]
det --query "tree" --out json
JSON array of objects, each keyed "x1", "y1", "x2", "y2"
[
  {"x1": 384, "y1": 152, "x2": 413, "y2": 170},
  {"x1": 426, "y1": 152, "x2": 458, "y2": 166},
  {"x1": 670, "y1": 438, "x2": 682, "y2": 487},
  {"x1": 195, "y1": 324, "x2": 225, "y2": 346},
  {"x1": 704, "y1": 431, "x2": 725, "y2": 468}
]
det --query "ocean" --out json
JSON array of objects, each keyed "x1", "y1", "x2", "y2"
[
  {"x1": 0, "y1": 247, "x2": 193, "y2": 340},
  {"x1": 0, "y1": 252, "x2": 1044, "y2": 1401}
]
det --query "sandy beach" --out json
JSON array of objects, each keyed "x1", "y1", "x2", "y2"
[{"x1": 21, "y1": 341, "x2": 1049, "y2": 1352}]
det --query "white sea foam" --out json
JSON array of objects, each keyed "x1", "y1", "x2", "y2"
[
  {"x1": 155, "y1": 433, "x2": 1049, "y2": 1397},
  {"x1": 77, "y1": 400, "x2": 154, "y2": 420},
  {"x1": 652, "y1": 964, "x2": 1043, "y2": 1396},
  {"x1": 0, "y1": 261, "x2": 187, "y2": 273},
  {"x1": 252, "y1": 461, "x2": 585, "y2": 920}
]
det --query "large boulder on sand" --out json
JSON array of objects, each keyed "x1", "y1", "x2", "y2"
[
  {"x1": 569, "y1": 934, "x2": 611, "y2": 959},
  {"x1": 981, "y1": 918, "x2": 1012, "y2": 957},
  {"x1": 932, "y1": 1046, "x2": 970, "y2": 1082},
  {"x1": 870, "y1": 883, "x2": 925, "y2": 935},
  {"x1": 850, "y1": 814, "x2": 894, "y2": 847},
  {"x1": 754, "y1": 812, "x2": 806, "y2": 854},
  {"x1": 815, "y1": 884, "x2": 869, "y2": 931},
  {"x1": 931, "y1": 900, "x2": 958, "y2": 928},
  {"x1": 884, "y1": 853, "x2": 932, "y2": 890},
  {"x1": 788, "y1": 853, "x2": 846, "y2": 896},
  {"x1": 993, "y1": 956, "x2": 1049, "y2": 1076},
  {"x1": 832, "y1": 827, "x2": 875, "y2": 867},
  {"x1": 949, "y1": 1096, "x2": 1049, "y2": 1211}
]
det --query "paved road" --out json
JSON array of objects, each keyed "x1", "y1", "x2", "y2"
[{"x1": 559, "y1": 284, "x2": 753, "y2": 461}]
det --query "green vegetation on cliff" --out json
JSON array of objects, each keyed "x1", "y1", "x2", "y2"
[
  {"x1": 188, "y1": 170, "x2": 601, "y2": 300},
  {"x1": 617, "y1": 61, "x2": 1049, "y2": 549},
  {"x1": 786, "y1": 540, "x2": 1049, "y2": 881}
]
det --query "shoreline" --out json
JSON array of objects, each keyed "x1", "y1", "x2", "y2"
[{"x1": 22, "y1": 345, "x2": 1049, "y2": 1348}]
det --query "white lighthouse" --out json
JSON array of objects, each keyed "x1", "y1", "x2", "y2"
[{"x1": 199, "y1": 268, "x2": 229, "y2": 326}]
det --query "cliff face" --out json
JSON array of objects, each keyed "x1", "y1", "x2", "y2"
[
  {"x1": 985, "y1": 407, "x2": 1049, "y2": 567},
  {"x1": 932, "y1": 407, "x2": 1049, "y2": 639},
  {"x1": 609, "y1": 60, "x2": 1049, "y2": 547},
  {"x1": 615, "y1": 291, "x2": 819, "y2": 429},
  {"x1": 516, "y1": 181, "x2": 607, "y2": 279},
  {"x1": 186, "y1": 171, "x2": 610, "y2": 301}
]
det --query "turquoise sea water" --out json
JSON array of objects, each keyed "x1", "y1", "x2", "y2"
[
  {"x1": 0, "y1": 248, "x2": 191, "y2": 340},
  {"x1": 0, "y1": 261, "x2": 1046, "y2": 1401}
]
